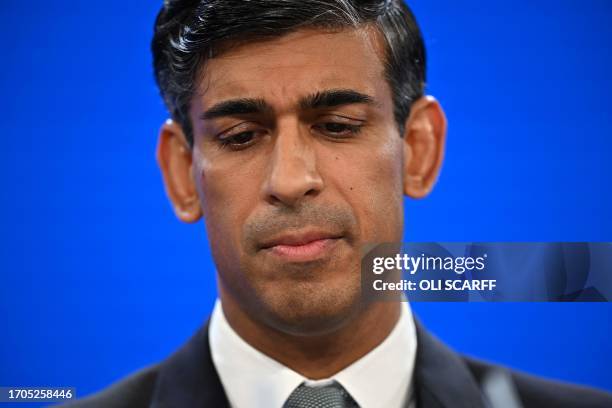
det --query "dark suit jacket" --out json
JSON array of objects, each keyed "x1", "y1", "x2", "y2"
[{"x1": 62, "y1": 319, "x2": 612, "y2": 408}]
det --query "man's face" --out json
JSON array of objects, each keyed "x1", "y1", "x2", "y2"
[{"x1": 189, "y1": 28, "x2": 406, "y2": 334}]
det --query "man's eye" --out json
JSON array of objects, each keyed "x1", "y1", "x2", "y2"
[
  {"x1": 219, "y1": 131, "x2": 257, "y2": 149},
  {"x1": 316, "y1": 122, "x2": 362, "y2": 138}
]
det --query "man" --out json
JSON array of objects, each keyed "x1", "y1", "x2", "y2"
[{"x1": 65, "y1": 1, "x2": 612, "y2": 407}]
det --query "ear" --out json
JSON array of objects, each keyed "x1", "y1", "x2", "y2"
[
  {"x1": 402, "y1": 96, "x2": 447, "y2": 199},
  {"x1": 156, "y1": 119, "x2": 203, "y2": 223}
]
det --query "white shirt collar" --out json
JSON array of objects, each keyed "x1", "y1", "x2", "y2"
[{"x1": 209, "y1": 299, "x2": 417, "y2": 408}]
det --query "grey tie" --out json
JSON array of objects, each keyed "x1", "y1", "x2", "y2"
[{"x1": 283, "y1": 381, "x2": 359, "y2": 408}]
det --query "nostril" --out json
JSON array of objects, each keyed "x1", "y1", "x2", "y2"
[{"x1": 268, "y1": 194, "x2": 284, "y2": 206}]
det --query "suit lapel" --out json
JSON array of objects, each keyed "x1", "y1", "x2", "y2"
[
  {"x1": 413, "y1": 319, "x2": 487, "y2": 408},
  {"x1": 150, "y1": 320, "x2": 230, "y2": 408}
]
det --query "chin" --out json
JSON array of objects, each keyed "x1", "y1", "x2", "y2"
[{"x1": 255, "y1": 276, "x2": 363, "y2": 337}]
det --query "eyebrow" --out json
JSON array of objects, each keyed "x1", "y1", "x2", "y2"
[
  {"x1": 199, "y1": 89, "x2": 376, "y2": 121},
  {"x1": 200, "y1": 98, "x2": 272, "y2": 120},
  {"x1": 299, "y1": 89, "x2": 376, "y2": 110}
]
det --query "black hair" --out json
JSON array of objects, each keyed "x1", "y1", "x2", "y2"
[{"x1": 152, "y1": 0, "x2": 426, "y2": 146}]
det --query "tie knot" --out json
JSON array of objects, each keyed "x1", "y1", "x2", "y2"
[{"x1": 284, "y1": 380, "x2": 359, "y2": 408}]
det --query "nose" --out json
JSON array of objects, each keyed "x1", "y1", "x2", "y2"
[{"x1": 263, "y1": 122, "x2": 324, "y2": 207}]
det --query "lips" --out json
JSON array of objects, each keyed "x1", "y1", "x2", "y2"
[
  {"x1": 260, "y1": 231, "x2": 342, "y2": 248},
  {"x1": 259, "y1": 230, "x2": 343, "y2": 262}
]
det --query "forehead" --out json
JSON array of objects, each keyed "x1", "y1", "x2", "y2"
[{"x1": 194, "y1": 27, "x2": 391, "y2": 110}]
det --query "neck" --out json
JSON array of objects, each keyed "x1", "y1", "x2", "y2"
[{"x1": 219, "y1": 289, "x2": 401, "y2": 379}]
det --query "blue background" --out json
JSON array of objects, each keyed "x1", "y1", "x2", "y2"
[{"x1": 1, "y1": 0, "x2": 611, "y2": 402}]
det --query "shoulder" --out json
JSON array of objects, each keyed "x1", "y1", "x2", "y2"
[
  {"x1": 464, "y1": 356, "x2": 612, "y2": 408},
  {"x1": 57, "y1": 365, "x2": 160, "y2": 408},
  {"x1": 58, "y1": 321, "x2": 228, "y2": 408}
]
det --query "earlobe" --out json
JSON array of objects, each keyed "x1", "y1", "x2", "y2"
[
  {"x1": 156, "y1": 119, "x2": 203, "y2": 223},
  {"x1": 402, "y1": 96, "x2": 447, "y2": 199}
]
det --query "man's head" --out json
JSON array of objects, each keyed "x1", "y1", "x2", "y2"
[{"x1": 153, "y1": 0, "x2": 446, "y2": 336}]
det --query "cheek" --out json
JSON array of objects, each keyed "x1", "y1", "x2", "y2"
[
  {"x1": 325, "y1": 138, "x2": 404, "y2": 242},
  {"x1": 192, "y1": 150, "x2": 262, "y2": 252}
]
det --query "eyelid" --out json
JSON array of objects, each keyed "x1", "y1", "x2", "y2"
[
  {"x1": 317, "y1": 113, "x2": 366, "y2": 126},
  {"x1": 313, "y1": 121, "x2": 364, "y2": 140},
  {"x1": 217, "y1": 121, "x2": 260, "y2": 140}
]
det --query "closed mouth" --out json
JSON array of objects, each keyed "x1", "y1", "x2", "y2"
[{"x1": 258, "y1": 230, "x2": 344, "y2": 261}]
